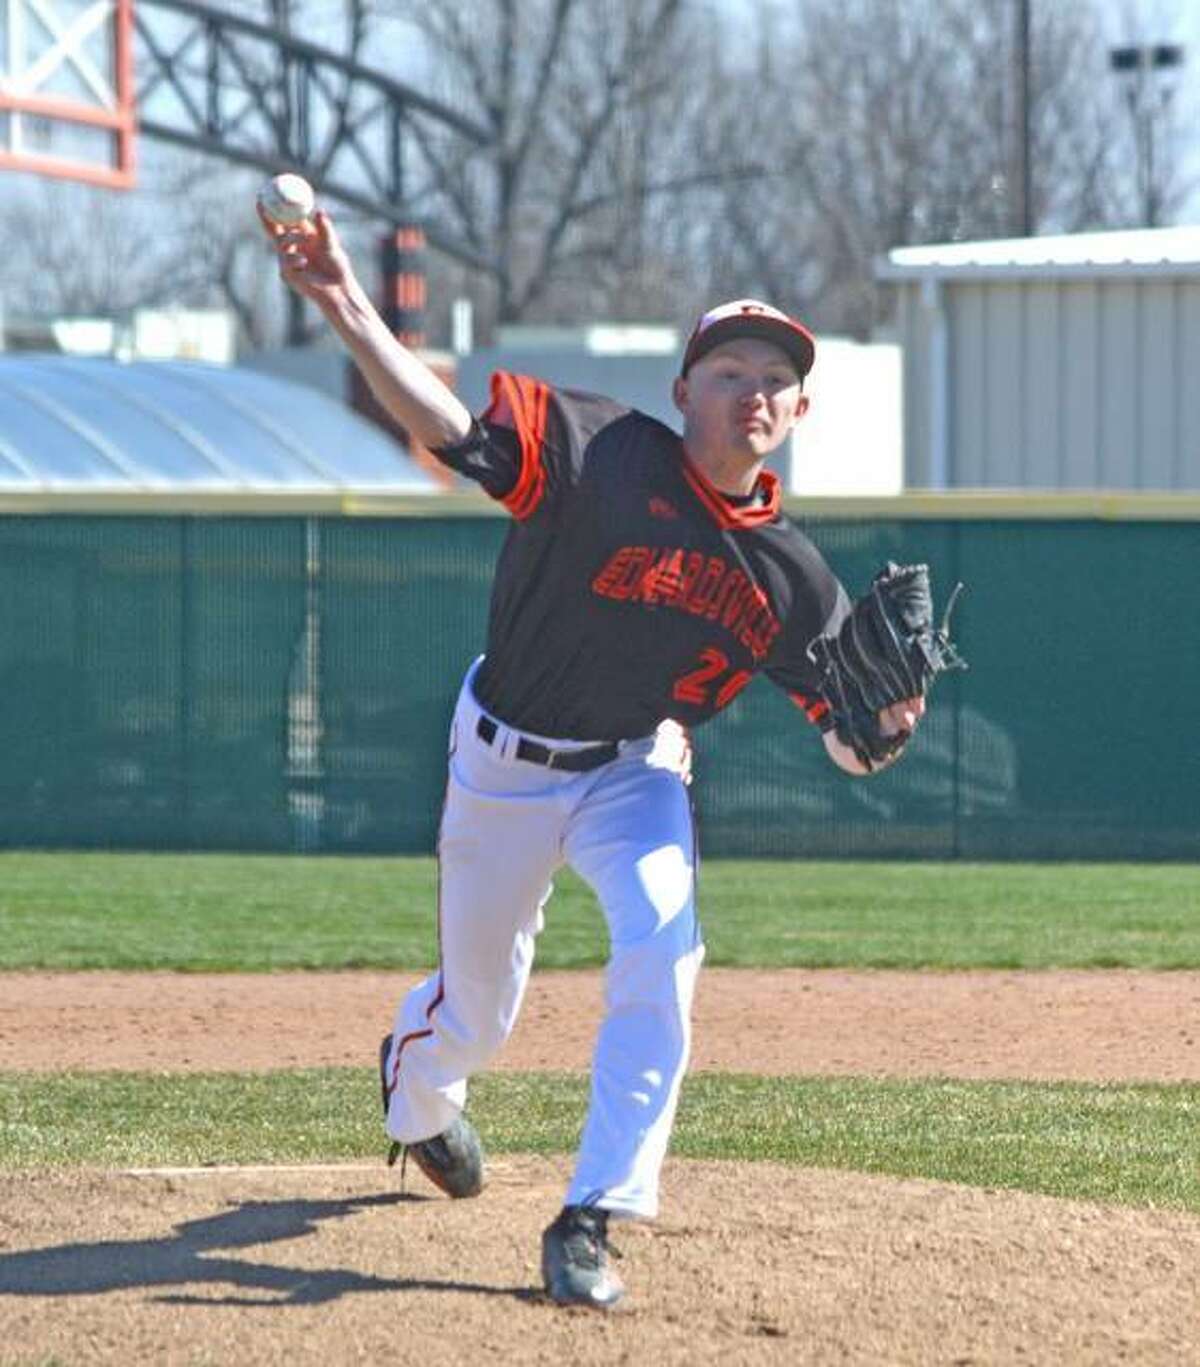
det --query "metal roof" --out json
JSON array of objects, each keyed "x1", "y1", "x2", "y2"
[
  {"x1": 0, "y1": 355, "x2": 438, "y2": 495},
  {"x1": 877, "y1": 225, "x2": 1200, "y2": 281}
]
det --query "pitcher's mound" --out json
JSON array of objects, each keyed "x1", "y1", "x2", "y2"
[{"x1": 1, "y1": 1157, "x2": 1196, "y2": 1365}]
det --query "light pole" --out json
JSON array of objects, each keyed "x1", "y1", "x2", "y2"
[
  {"x1": 1109, "y1": 43, "x2": 1185, "y2": 227},
  {"x1": 1013, "y1": 0, "x2": 1032, "y2": 237}
]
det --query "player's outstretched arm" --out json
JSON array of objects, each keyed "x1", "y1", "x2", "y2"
[
  {"x1": 822, "y1": 696, "x2": 925, "y2": 776},
  {"x1": 257, "y1": 205, "x2": 472, "y2": 451}
]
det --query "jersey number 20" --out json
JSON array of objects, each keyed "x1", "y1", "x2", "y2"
[{"x1": 672, "y1": 647, "x2": 752, "y2": 710}]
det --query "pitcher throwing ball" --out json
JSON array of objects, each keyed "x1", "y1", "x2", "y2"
[{"x1": 260, "y1": 200, "x2": 961, "y2": 1309}]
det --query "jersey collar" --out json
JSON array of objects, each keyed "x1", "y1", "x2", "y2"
[{"x1": 678, "y1": 446, "x2": 782, "y2": 529}]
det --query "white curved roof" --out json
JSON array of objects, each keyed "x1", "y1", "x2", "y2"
[{"x1": 0, "y1": 355, "x2": 439, "y2": 494}]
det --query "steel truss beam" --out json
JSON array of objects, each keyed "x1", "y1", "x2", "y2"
[{"x1": 134, "y1": 0, "x2": 497, "y2": 272}]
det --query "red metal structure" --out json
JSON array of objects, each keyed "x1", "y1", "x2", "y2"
[{"x1": 0, "y1": 0, "x2": 136, "y2": 189}]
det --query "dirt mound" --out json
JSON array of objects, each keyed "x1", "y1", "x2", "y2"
[{"x1": 1, "y1": 1159, "x2": 1196, "y2": 1365}]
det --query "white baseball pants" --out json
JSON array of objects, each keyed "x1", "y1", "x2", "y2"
[{"x1": 383, "y1": 658, "x2": 704, "y2": 1218}]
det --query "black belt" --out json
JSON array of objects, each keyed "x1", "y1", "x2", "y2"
[{"x1": 475, "y1": 715, "x2": 618, "y2": 772}]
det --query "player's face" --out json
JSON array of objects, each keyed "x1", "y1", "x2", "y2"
[{"x1": 673, "y1": 338, "x2": 808, "y2": 467}]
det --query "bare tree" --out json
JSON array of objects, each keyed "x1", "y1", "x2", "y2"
[
  {"x1": 0, "y1": 151, "x2": 256, "y2": 320},
  {"x1": 695, "y1": 0, "x2": 1138, "y2": 338},
  {"x1": 377, "y1": 0, "x2": 748, "y2": 327},
  {"x1": 3, "y1": 0, "x2": 1188, "y2": 353},
  {"x1": 2, "y1": 181, "x2": 171, "y2": 320}
]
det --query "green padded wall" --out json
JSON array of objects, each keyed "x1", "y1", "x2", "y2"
[
  {"x1": 0, "y1": 518, "x2": 307, "y2": 849},
  {"x1": 1, "y1": 514, "x2": 1194, "y2": 859}
]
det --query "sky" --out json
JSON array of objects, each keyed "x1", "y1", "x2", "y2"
[{"x1": 1107, "y1": 0, "x2": 1199, "y2": 46}]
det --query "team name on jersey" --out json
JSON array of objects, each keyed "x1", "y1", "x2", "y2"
[{"x1": 591, "y1": 545, "x2": 781, "y2": 662}]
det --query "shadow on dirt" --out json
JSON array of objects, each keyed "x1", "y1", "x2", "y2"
[{"x1": 0, "y1": 1191, "x2": 539, "y2": 1306}]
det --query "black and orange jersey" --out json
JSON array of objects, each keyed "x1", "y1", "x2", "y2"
[{"x1": 433, "y1": 372, "x2": 850, "y2": 742}]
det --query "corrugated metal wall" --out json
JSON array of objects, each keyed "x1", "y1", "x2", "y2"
[{"x1": 897, "y1": 276, "x2": 1200, "y2": 490}]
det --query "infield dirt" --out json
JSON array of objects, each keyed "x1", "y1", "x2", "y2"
[
  {"x1": 3, "y1": 967, "x2": 1198, "y2": 1079},
  {"x1": 2, "y1": 969, "x2": 1198, "y2": 1365}
]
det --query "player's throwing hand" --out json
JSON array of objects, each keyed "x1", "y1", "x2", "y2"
[{"x1": 256, "y1": 205, "x2": 353, "y2": 308}]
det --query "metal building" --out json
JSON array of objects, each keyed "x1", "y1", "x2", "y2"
[{"x1": 876, "y1": 226, "x2": 1200, "y2": 490}]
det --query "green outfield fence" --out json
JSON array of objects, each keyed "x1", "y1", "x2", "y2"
[{"x1": 1, "y1": 497, "x2": 1197, "y2": 859}]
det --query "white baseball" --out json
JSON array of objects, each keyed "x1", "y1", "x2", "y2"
[{"x1": 257, "y1": 173, "x2": 316, "y2": 226}]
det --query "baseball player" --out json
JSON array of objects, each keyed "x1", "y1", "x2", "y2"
[{"x1": 260, "y1": 205, "x2": 925, "y2": 1309}]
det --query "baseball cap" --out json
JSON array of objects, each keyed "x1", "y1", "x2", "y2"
[{"x1": 680, "y1": 298, "x2": 816, "y2": 380}]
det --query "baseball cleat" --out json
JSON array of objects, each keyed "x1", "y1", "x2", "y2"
[
  {"x1": 379, "y1": 1034, "x2": 393, "y2": 1118},
  {"x1": 379, "y1": 1033, "x2": 403, "y2": 1167},
  {"x1": 541, "y1": 1204, "x2": 624, "y2": 1309},
  {"x1": 405, "y1": 1115, "x2": 485, "y2": 1199},
  {"x1": 378, "y1": 1033, "x2": 484, "y2": 1197}
]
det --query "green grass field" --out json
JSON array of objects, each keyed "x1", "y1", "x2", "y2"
[
  {"x1": 1, "y1": 851, "x2": 1197, "y2": 1211},
  {"x1": 2, "y1": 1070, "x2": 1197, "y2": 1213},
  {"x1": 1, "y1": 851, "x2": 1198, "y2": 970}
]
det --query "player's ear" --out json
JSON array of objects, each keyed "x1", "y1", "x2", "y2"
[
  {"x1": 789, "y1": 392, "x2": 810, "y2": 428},
  {"x1": 671, "y1": 375, "x2": 689, "y2": 416}
]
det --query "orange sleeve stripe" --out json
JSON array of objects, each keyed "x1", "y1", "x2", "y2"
[
  {"x1": 487, "y1": 371, "x2": 550, "y2": 520},
  {"x1": 789, "y1": 691, "x2": 830, "y2": 725}
]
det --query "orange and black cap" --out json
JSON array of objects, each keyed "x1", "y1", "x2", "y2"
[{"x1": 680, "y1": 298, "x2": 816, "y2": 380}]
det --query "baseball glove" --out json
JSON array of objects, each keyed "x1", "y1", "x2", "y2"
[{"x1": 807, "y1": 561, "x2": 967, "y2": 772}]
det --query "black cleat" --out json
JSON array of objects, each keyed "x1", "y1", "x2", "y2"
[
  {"x1": 379, "y1": 1034, "x2": 393, "y2": 1117},
  {"x1": 378, "y1": 1032, "x2": 484, "y2": 1197},
  {"x1": 404, "y1": 1114, "x2": 485, "y2": 1198},
  {"x1": 541, "y1": 1204, "x2": 624, "y2": 1309},
  {"x1": 379, "y1": 1034, "x2": 402, "y2": 1166}
]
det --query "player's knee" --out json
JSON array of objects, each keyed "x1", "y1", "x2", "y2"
[
  {"x1": 607, "y1": 909, "x2": 703, "y2": 1016},
  {"x1": 632, "y1": 843, "x2": 694, "y2": 930}
]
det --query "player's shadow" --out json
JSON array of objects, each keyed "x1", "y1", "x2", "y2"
[{"x1": 0, "y1": 1191, "x2": 538, "y2": 1307}]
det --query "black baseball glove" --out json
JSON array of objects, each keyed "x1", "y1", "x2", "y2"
[{"x1": 807, "y1": 562, "x2": 967, "y2": 772}]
